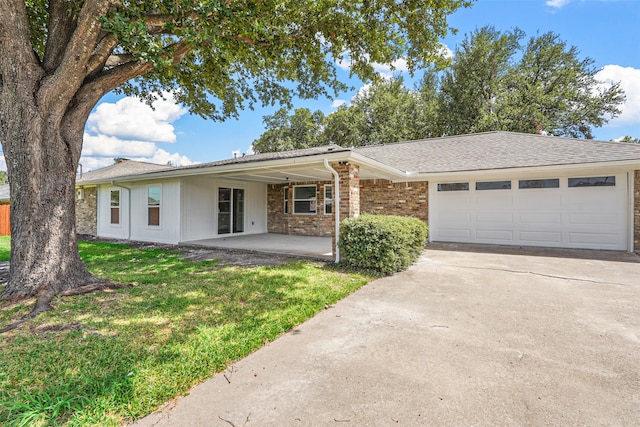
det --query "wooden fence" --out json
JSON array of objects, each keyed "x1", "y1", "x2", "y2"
[{"x1": 0, "y1": 204, "x2": 10, "y2": 236}]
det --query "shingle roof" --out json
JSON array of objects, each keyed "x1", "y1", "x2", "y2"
[
  {"x1": 354, "y1": 131, "x2": 640, "y2": 173},
  {"x1": 177, "y1": 145, "x2": 348, "y2": 171},
  {"x1": 76, "y1": 159, "x2": 175, "y2": 184}
]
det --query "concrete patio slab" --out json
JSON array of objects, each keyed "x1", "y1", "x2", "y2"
[
  {"x1": 183, "y1": 233, "x2": 333, "y2": 259},
  {"x1": 131, "y1": 244, "x2": 640, "y2": 427}
]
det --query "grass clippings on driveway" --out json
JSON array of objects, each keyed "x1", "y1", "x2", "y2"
[{"x1": 0, "y1": 241, "x2": 372, "y2": 426}]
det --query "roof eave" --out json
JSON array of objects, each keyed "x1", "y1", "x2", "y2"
[
  {"x1": 76, "y1": 150, "x2": 361, "y2": 185},
  {"x1": 403, "y1": 159, "x2": 640, "y2": 181}
]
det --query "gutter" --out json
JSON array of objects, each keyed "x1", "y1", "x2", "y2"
[
  {"x1": 111, "y1": 181, "x2": 131, "y2": 240},
  {"x1": 324, "y1": 159, "x2": 340, "y2": 263}
]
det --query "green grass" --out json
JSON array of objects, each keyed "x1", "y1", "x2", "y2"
[
  {"x1": 0, "y1": 236, "x2": 10, "y2": 261},
  {"x1": 0, "y1": 241, "x2": 372, "y2": 426}
]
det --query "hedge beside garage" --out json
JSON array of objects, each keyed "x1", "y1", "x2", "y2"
[{"x1": 338, "y1": 214, "x2": 428, "y2": 275}]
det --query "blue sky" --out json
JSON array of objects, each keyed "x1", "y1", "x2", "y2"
[{"x1": 74, "y1": 0, "x2": 640, "y2": 171}]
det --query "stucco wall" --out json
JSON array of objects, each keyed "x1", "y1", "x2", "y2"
[
  {"x1": 76, "y1": 187, "x2": 97, "y2": 235},
  {"x1": 360, "y1": 179, "x2": 429, "y2": 224}
]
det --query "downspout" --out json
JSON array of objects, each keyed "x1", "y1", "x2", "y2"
[
  {"x1": 111, "y1": 181, "x2": 131, "y2": 240},
  {"x1": 324, "y1": 159, "x2": 340, "y2": 263}
]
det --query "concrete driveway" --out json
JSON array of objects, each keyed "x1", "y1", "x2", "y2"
[{"x1": 132, "y1": 244, "x2": 640, "y2": 426}]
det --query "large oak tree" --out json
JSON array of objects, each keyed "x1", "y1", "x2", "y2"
[{"x1": 0, "y1": 0, "x2": 473, "y2": 308}]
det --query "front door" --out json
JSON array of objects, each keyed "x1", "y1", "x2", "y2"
[{"x1": 218, "y1": 187, "x2": 245, "y2": 235}]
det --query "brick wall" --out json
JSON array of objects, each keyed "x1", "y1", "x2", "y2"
[
  {"x1": 267, "y1": 176, "x2": 431, "y2": 238},
  {"x1": 331, "y1": 162, "x2": 360, "y2": 219},
  {"x1": 360, "y1": 179, "x2": 429, "y2": 224},
  {"x1": 267, "y1": 182, "x2": 334, "y2": 237},
  {"x1": 635, "y1": 170, "x2": 640, "y2": 252},
  {"x1": 76, "y1": 187, "x2": 97, "y2": 235}
]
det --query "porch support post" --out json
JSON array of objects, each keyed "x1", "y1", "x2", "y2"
[
  {"x1": 634, "y1": 170, "x2": 640, "y2": 252},
  {"x1": 330, "y1": 161, "x2": 360, "y2": 261},
  {"x1": 324, "y1": 160, "x2": 340, "y2": 263}
]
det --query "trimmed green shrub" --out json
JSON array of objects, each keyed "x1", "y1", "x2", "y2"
[{"x1": 338, "y1": 214, "x2": 428, "y2": 274}]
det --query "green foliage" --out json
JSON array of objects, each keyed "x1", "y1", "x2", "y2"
[
  {"x1": 28, "y1": 0, "x2": 472, "y2": 121},
  {"x1": 253, "y1": 108, "x2": 327, "y2": 153},
  {"x1": 617, "y1": 136, "x2": 640, "y2": 144},
  {"x1": 0, "y1": 241, "x2": 372, "y2": 426},
  {"x1": 437, "y1": 26, "x2": 625, "y2": 139},
  {"x1": 251, "y1": 26, "x2": 625, "y2": 152},
  {"x1": 339, "y1": 214, "x2": 428, "y2": 275},
  {"x1": 327, "y1": 75, "x2": 440, "y2": 146},
  {"x1": 254, "y1": 75, "x2": 441, "y2": 151},
  {"x1": 0, "y1": 171, "x2": 8, "y2": 185},
  {"x1": 438, "y1": 26, "x2": 524, "y2": 135}
]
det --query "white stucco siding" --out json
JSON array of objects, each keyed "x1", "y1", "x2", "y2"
[
  {"x1": 129, "y1": 180, "x2": 181, "y2": 244},
  {"x1": 180, "y1": 177, "x2": 267, "y2": 242},
  {"x1": 180, "y1": 177, "x2": 217, "y2": 241},
  {"x1": 96, "y1": 184, "x2": 130, "y2": 240}
]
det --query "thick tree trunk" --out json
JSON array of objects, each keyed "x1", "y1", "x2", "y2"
[{"x1": 0, "y1": 83, "x2": 102, "y2": 303}]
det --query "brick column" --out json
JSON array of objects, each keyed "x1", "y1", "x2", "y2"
[
  {"x1": 634, "y1": 170, "x2": 640, "y2": 252},
  {"x1": 330, "y1": 162, "x2": 360, "y2": 257}
]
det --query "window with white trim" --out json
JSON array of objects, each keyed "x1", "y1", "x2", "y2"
[
  {"x1": 147, "y1": 186, "x2": 161, "y2": 226},
  {"x1": 283, "y1": 187, "x2": 289, "y2": 214},
  {"x1": 324, "y1": 185, "x2": 333, "y2": 215},
  {"x1": 293, "y1": 185, "x2": 317, "y2": 214},
  {"x1": 110, "y1": 190, "x2": 120, "y2": 225}
]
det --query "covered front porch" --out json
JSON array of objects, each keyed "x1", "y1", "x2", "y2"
[{"x1": 183, "y1": 233, "x2": 333, "y2": 260}]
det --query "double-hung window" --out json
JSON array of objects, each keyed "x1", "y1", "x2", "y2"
[
  {"x1": 324, "y1": 185, "x2": 333, "y2": 215},
  {"x1": 110, "y1": 190, "x2": 120, "y2": 225},
  {"x1": 148, "y1": 186, "x2": 161, "y2": 226},
  {"x1": 293, "y1": 185, "x2": 317, "y2": 214},
  {"x1": 283, "y1": 187, "x2": 289, "y2": 214}
]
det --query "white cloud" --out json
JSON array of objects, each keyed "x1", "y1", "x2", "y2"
[
  {"x1": 336, "y1": 52, "x2": 409, "y2": 78},
  {"x1": 146, "y1": 149, "x2": 195, "y2": 166},
  {"x1": 353, "y1": 83, "x2": 373, "y2": 100},
  {"x1": 331, "y1": 99, "x2": 346, "y2": 108},
  {"x1": 87, "y1": 93, "x2": 186, "y2": 143},
  {"x1": 83, "y1": 133, "x2": 158, "y2": 157},
  {"x1": 0, "y1": 155, "x2": 6, "y2": 172},
  {"x1": 373, "y1": 58, "x2": 409, "y2": 77},
  {"x1": 439, "y1": 44, "x2": 454, "y2": 60},
  {"x1": 81, "y1": 93, "x2": 195, "y2": 171},
  {"x1": 596, "y1": 65, "x2": 640, "y2": 126},
  {"x1": 546, "y1": 0, "x2": 571, "y2": 8}
]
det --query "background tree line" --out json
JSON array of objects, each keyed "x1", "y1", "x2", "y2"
[{"x1": 253, "y1": 26, "x2": 629, "y2": 154}]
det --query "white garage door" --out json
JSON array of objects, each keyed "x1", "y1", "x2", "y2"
[{"x1": 429, "y1": 173, "x2": 629, "y2": 250}]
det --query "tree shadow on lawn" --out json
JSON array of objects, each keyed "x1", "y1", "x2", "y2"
[{"x1": 0, "y1": 250, "x2": 367, "y2": 426}]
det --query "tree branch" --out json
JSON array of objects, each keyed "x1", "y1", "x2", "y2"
[
  {"x1": 86, "y1": 34, "x2": 119, "y2": 76},
  {"x1": 39, "y1": 0, "x2": 117, "y2": 110},
  {"x1": 43, "y1": 0, "x2": 78, "y2": 72},
  {"x1": 0, "y1": 0, "x2": 40, "y2": 76}
]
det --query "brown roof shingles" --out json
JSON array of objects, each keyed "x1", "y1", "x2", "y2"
[
  {"x1": 354, "y1": 131, "x2": 640, "y2": 173},
  {"x1": 76, "y1": 159, "x2": 176, "y2": 184}
]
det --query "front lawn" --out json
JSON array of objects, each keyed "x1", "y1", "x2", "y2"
[
  {"x1": 0, "y1": 235, "x2": 10, "y2": 261},
  {"x1": 0, "y1": 241, "x2": 372, "y2": 426}
]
